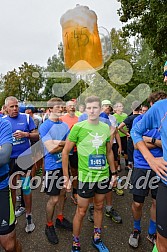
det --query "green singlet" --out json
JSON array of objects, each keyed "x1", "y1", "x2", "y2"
[
  {"x1": 113, "y1": 113, "x2": 128, "y2": 137},
  {"x1": 69, "y1": 120, "x2": 111, "y2": 183}
]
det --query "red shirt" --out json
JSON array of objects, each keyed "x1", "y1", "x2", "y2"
[
  {"x1": 61, "y1": 114, "x2": 78, "y2": 130},
  {"x1": 61, "y1": 114, "x2": 78, "y2": 152}
]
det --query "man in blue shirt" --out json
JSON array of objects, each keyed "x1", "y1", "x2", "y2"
[
  {"x1": 0, "y1": 117, "x2": 22, "y2": 251},
  {"x1": 4, "y1": 96, "x2": 39, "y2": 233},
  {"x1": 39, "y1": 97, "x2": 72, "y2": 245},
  {"x1": 131, "y1": 68, "x2": 167, "y2": 252},
  {"x1": 129, "y1": 92, "x2": 166, "y2": 248}
]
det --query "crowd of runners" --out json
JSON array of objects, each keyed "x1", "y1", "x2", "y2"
[{"x1": 0, "y1": 63, "x2": 167, "y2": 252}]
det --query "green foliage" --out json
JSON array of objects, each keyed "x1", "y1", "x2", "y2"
[
  {"x1": 131, "y1": 38, "x2": 167, "y2": 93},
  {"x1": 43, "y1": 50, "x2": 65, "y2": 99},
  {"x1": 98, "y1": 28, "x2": 136, "y2": 100},
  {"x1": 72, "y1": 28, "x2": 142, "y2": 105},
  {"x1": 1, "y1": 28, "x2": 166, "y2": 109},
  {"x1": 43, "y1": 43, "x2": 87, "y2": 101},
  {"x1": 0, "y1": 74, "x2": 5, "y2": 107},
  {"x1": 2, "y1": 63, "x2": 43, "y2": 105},
  {"x1": 117, "y1": 0, "x2": 167, "y2": 57},
  {"x1": 82, "y1": 28, "x2": 166, "y2": 108}
]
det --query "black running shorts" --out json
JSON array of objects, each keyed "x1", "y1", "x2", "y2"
[
  {"x1": 77, "y1": 178, "x2": 111, "y2": 198},
  {"x1": 130, "y1": 168, "x2": 159, "y2": 202},
  {"x1": 0, "y1": 186, "x2": 15, "y2": 235},
  {"x1": 45, "y1": 169, "x2": 64, "y2": 196},
  {"x1": 156, "y1": 182, "x2": 167, "y2": 238}
]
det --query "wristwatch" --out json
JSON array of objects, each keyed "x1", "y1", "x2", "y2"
[
  {"x1": 111, "y1": 171, "x2": 118, "y2": 176},
  {"x1": 151, "y1": 138, "x2": 156, "y2": 144}
]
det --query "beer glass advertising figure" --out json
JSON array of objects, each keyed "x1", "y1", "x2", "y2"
[{"x1": 60, "y1": 5, "x2": 105, "y2": 73}]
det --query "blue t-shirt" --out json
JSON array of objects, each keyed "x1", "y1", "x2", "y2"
[
  {"x1": 0, "y1": 117, "x2": 12, "y2": 189},
  {"x1": 132, "y1": 114, "x2": 143, "y2": 127},
  {"x1": 131, "y1": 99, "x2": 167, "y2": 184},
  {"x1": 132, "y1": 114, "x2": 162, "y2": 169},
  {"x1": 99, "y1": 112, "x2": 111, "y2": 126},
  {"x1": 4, "y1": 113, "x2": 36, "y2": 158},
  {"x1": 78, "y1": 113, "x2": 88, "y2": 122},
  {"x1": 78, "y1": 112, "x2": 111, "y2": 126},
  {"x1": 39, "y1": 119, "x2": 69, "y2": 171}
]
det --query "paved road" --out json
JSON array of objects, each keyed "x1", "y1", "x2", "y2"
[{"x1": 0, "y1": 170, "x2": 154, "y2": 252}]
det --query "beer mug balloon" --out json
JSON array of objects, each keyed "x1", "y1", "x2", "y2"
[{"x1": 60, "y1": 5, "x2": 111, "y2": 73}]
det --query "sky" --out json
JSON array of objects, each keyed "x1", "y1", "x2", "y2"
[{"x1": 0, "y1": 0, "x2": 122, "y2": 75}]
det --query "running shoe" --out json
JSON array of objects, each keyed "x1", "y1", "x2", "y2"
[
  {"x1": 112, "y1": 187, "x2": 124, "y2": 196},
  {"x1": 92, "y1": 237, "x2": 109, "y2": 252},
  {"x1": 55, "y1": 218, "x2": 73, "y2": 231},
  {"x1": 45, "y1": 225, "x2": 59, "y2": 244},
  {"x1": 88, "y1": 206, "x2": 94, "y2": 223},
  {"x1": 25, "y1": 215, "x2": 35, "y2": 233},
  {"x1": 15, "y1": 206, "x2": 25, "y2": 218},
  {"x1": 129, "y1": 229, "x2": 141, "y2": 248},
  {"x1": 71, "y1": 241, "x2": 81, "y2": 252},
  {"x1": 105, "y1": 208, "x2": 122, "y2": 223},
  {"x1": 147, "y1": 233, "x2": 157, "y2": 245},
  {"x1": 16, "y1": 195, "x2": 21, "y2": 202}
]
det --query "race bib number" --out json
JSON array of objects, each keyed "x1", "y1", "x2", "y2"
[
  {"x1": 55, "y1": 153, "x2": 62, "y2": 163},
  {"x1": 88, "y1": 154, "x2": 106, "y2": 170},
  {"x1": 12, "y1": 136, "x2": 25, "y2": 146}
]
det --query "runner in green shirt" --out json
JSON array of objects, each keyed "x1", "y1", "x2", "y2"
[
  {"x1": 113, "y1": 102, "x2": 128, "y2": 169},
  {"x1": 62, "y1": 96, "x2": 116, "y2": 252}
]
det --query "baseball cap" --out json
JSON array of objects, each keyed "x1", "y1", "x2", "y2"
[
  {"x1": 26, "y1": 104, "x2": 35, "y2": 112},
  {"x1": 19, "y1": 102, "x2": 26, "y2": 113},
  {"x1": 101, "y1": 100, "x2": 112, "y2": 106}
]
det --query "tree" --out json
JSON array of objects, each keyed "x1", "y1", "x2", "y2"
[
  {"x1": 43, "y1": 43, "x2": 87, "y2": 101},
  {"x1": 0, "y1": 74, "x2": 5, "y2": 107},
  {"x1": 80, "y1": 28, "x2": 165, "y2": 111},
  {"x1": 3, "y1": 62, "x2": 43, "y2": 103},
  {"x1": 74, "y1": 28, "x2": 138, "y2": 108},
  {"x1": 117, "y1": 0, "x2": 167, "y2": 57},
  {"x1": 98, "y1": 28, "x2": 135, "y2": 100},
  {"x1": 128, "y1": 37, "x2": 167, "y2": 95},
  {"x1": 43, "y1": 53, "x2": 66, "y2": 99},
  {"x1": 3, "y1": 69, "x2": 21, "y2": 102}
]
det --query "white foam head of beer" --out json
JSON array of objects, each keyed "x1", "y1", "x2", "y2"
[{"x1": 60, "y1": 5, "x2": 97, "y2": 33}]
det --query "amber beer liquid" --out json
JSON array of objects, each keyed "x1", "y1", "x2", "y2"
[{"x1": 60, "y1": 6, "x2": 103, "y2": 72}]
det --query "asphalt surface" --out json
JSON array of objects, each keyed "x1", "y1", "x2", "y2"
[{"x1": 0, "y1": 169, "x2": 154, "y2": 252}]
